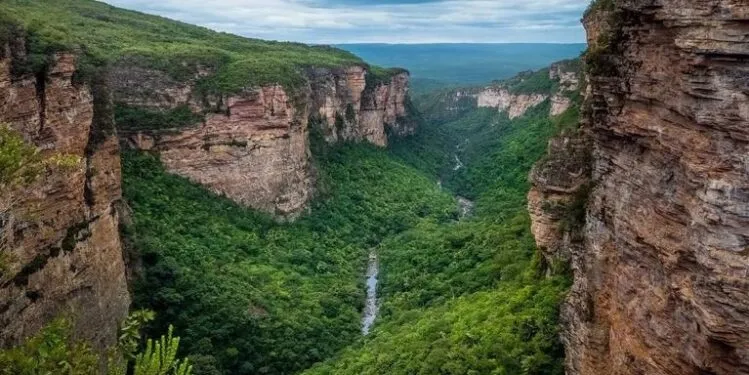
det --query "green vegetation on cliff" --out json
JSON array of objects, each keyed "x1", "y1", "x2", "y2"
[
  {"x1": 302, "y1": 72, "x2": 579, "y2": 375},
  {"x1": 118, "y1": 65, "x2": 578, "y2": 375},
  {"x1": 0, "y1": 0, "x2": 387, "y2": 94}
]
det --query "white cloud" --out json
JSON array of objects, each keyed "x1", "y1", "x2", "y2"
[{"x1": 104, "y1": 0, "x2": 589, "y2": 43}]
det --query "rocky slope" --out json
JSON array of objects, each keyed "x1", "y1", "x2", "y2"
[
  {"x1": 529, "y1": 1, "x2": 749, "y2": 374},
  {"x1": 0, "y1": 37, "x2": 130, "y2": 350},
  {"x1": 120, "y1": 65, "x2": 411, "y2": 218}
]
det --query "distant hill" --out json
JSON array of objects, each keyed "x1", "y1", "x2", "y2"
[{"x1": 338, "y1": 43, "x2": 586, "y2": 93}]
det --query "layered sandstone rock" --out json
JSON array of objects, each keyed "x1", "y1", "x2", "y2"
[
  {"x1": 120, "y1": 65, "x2": 411, "y2": 216},
  {"x1": 530, "y1": 1, "x2": 749, "y2": 374},
  {"x1": 475, "y1": 62, "x2": 580, "y2": 119},
  {"x1": 528, "y1": 133, "x2": 590, "y2": 264},
  {"x1": 549, "y1": 60, "x2": 581, "y2": 92},
  {"x1": 550, "y1": 95, "x2": 573, "y2": 117},
  {"x1": 307, "y1": 66, "x2": 368, "y2": 143},
  {"x1": 476, "y1": 88, "x2": 547, "y2": 119},
  {"x1": 549, "y1": 60, "x2": 582, "y2": 116},
  {"x1": 125, "y1": 85, "x2": 313, "y2": 218},
  {"x1": 0, "y1": 42, "x2": 129, "y2": 350},
  {"x1": 307, "y1": 66, "x2": 411, "y2": 146}
]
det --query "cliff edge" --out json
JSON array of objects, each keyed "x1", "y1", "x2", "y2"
[
  {"x1": 0, "y1": 31, "x2": 130, "y2": 350},
  {"x1": 529, "y1": 1, "x2": 749, "y2": 374}
]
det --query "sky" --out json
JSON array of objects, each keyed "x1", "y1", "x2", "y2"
[{"x1": 104, "y1": 0, "x2": 590, "y2": 44}]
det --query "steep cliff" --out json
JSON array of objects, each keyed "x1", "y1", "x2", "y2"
[
  {"x1": 529, "y1": 1, "x2": 749, "y2": 374},
  {"x1": 308, "y1": 66, "x2": 411, "y2": 146},
  {"x1": 0, "y1": 34, "x2": 129, "y2": 350},
  {"x1": 118, "y1": 65, "x2": 411, "y2": 218},
  {"x1": 476, "y1": 88, "x2": 547, "y2": 119},
  {"x1": 3, "y1": 0, "x2": 413, "y2": 219},
  {"x1": 120, "y1": 81, "x2": 314, "y2": 218}
]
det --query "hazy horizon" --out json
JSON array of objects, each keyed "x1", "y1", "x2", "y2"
[{"x1": 104, "y1": 0, "x2": 590, "y2": 44}]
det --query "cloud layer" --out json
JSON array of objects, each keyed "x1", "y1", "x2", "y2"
[{"x1": 105, "y1": 0, "x2": 589, "y2": 44}]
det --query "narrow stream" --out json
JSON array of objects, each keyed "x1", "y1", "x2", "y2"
[
  {"x1": 453, "y1": 154, "x2": 465, "y2": 171},
  {"x1": 449, "y1": 150, "x2": 475, "y2": 218},
  {"x1": 361, "y1": 250, "x2": 379, "y2": 335},
  {"x1": 361, "y1": 149, "x2": 473, "y2": 335}
]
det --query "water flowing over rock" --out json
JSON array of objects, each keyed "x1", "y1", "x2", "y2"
[
  {"x1": 0, "y1": 40, "x2": 130, "y2": 350},
  {"x1": 529, "y1": 1, "x2": 749, "y2": 374}
]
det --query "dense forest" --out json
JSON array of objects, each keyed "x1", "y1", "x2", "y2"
[
  {"x1": 302, "y1": 85, "x2": 580, "y2": 375},
  {"x1": 119, "y1": 66, "x2": 580, "y2": 374},
  {"x1": 0, "y1": 1, "x2": 583, "y2": 373},
  {"x1": 122, "y1": 145, "x2": 457, "y2": 374}
]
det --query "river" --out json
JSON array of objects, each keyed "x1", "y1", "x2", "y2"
[
  {"x1": 360, "y1": 151, "x2": 474, "y2": 335},
  {"x1": 361, "y1": 250, "x2": 379, "y2": 335}
]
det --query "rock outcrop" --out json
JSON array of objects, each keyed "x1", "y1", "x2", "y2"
[
  {"x1": 529, "y1": 1, "x2": 749, "y2": 374},
  {"x1": 528, "y1": 134, "x2": 590, "y2": 264},
  {"x1": 119, "y1": 65, "x2": 411, "y2": 217},
  {"x1": 125, "y1": 85, "x2": 313, "y2": 218},
  {"x1": 308, "y1": 67, "x2": 411, "y2": 146},
  {"x1": 0, "y1": 39, "x2": 130, "y2": 350},
  {"x1": 549, "y1": 60, "x2": 582, "y2": 116},
  {"x1": 475, "y1": 62, "x2": 580, "y2": 119},
  {"x1": 476, "y1": 88, "x2": 547, "y2": 119}
]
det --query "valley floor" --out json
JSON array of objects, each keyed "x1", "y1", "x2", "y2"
[{"x1": 124, "y1": 97, "x2": 577, "y2": 375}]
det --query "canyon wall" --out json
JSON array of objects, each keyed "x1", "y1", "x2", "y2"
[
  {"x1": 476, "y1": 88, "x2": 547, "y2": 119},
  {"x1": 529, "y1": 1, "x2": 749, "y2": 374},
  {"x1": 477, "y1": 60, "x2": 580, "y2": 119},
  {"x1": 123, "y1": 84, "x2": 314, "y2": 218},
  {"x1": 119, "y1": 65, "x2": 412, "y2": 218},
  {"x1": 0, "y1": 39, "x2": 130, "y2": 350},
  {"x1": 308, "y1": 66, "x2": 411, "y2": 146}
]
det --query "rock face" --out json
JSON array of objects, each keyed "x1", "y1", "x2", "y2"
[
  {"x1": 549, "y1": 60, "x2": 581, "y2": 92},
  {"x1": 528, "y1": 134, "x2": 590, "y2": 263},
  {"x1": 549, "y1": 60, "x2": 581, "y2": 116},
  {"x1": 0, "y1": 40, "x2": 130, "y2": 350},
  {"x1": 120, "y1": 66, "x2": 412, "y2": 217},
  {"x1": 476, "y1": 62, "x2": 580, "y2": 119},
  {"x1": 307, "y1": 66, "x2": 411, "y2": 146},
  {"x1": 126, "y1": 85, "x2": 313, "y2": 218},
  {"x1": 476, "y1": 88, "x2": 547, "y2": 119},
  {"x1": 529, "y1": 1, "x2": 749, "y2": 374},
  {"x1": 549, "y1": 95, "x2": 573, "y2": 117}
]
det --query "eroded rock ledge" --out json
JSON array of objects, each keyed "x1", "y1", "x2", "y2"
[
  {"x1": 529, "y1": 1, "x2": 749, "y2": 374},
  {"x1": 118, "y1": 65, "x2": 412, "y2": 218}
]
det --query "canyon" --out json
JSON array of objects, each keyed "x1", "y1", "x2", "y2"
[
  {"x1": 529, "y1": 1, "x2": 749, "y2": 374},
  {"x1": 422, "y1": 59, "x2": 581, "y2": 122},
  {"x1": 0, "y1": 14, "x2": 411, "y2": 357},
  {"x1": 2, "y1": 0, "x2": 749, "y2": 374}
]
